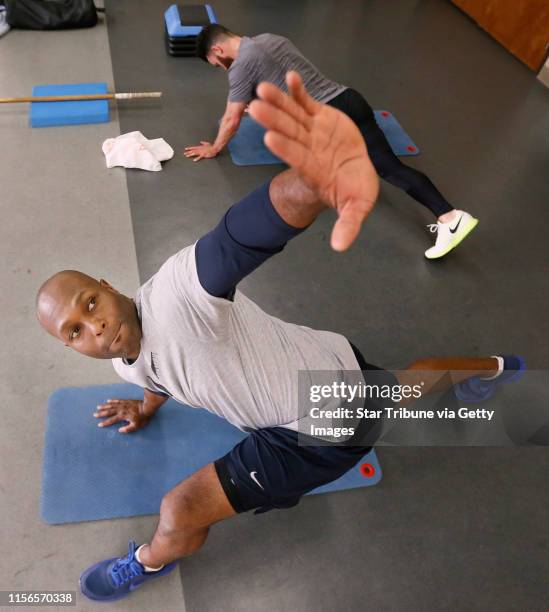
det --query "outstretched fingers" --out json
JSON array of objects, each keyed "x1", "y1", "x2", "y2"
[
  {"x1": 263, "y1": 130, "x2": 323, "y2": 184},
  {"x1": 249, "y1": 99, "x2": 311, "y2": 149},
  {"x1": 250, "y1": 72, "x2": 316, "y2": 140},
  {"x1": 331, "y1": 199, "x2": 373, "y2": 252},
  {"x1": 97, "y1": 414, "x2": 127, "y2": 428},
  {"x1": 285, "y1": 71, "x2": 320, "y2": 116}
]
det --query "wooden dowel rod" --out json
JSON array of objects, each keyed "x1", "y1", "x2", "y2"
[{"x1": 0, "y1": 92, "x2": 162, "y2": 104}]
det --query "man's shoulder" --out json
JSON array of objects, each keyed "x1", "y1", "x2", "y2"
[
  {"x1": 253, "y1": 33, "x2": 286, "y2": 44},
  {"x1": 138, "y1": 244, "x2": 197, "y2": 309},
  {"x1": 232, "y1": 37, "x2": 261, "y2": 66},
  {"x1": 231, "y1": 34, "x2": 282, "y2": 77}
]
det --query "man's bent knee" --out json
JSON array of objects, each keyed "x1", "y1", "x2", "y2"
[
  {"x1": 158, "y1": 463, "x2": 236, "y2": 535},
  {"x1": 159, "y1": 490, "x2": 200, "y2": 535}
]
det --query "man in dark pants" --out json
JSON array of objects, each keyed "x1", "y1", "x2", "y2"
[
  {"x1": 185, "y1": 24, "x2": 478, "y2": 259},
  {"x1": 37, "y1": 75, "x2": 518, "y2": 602}
]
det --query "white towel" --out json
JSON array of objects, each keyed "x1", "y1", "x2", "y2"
[{"x1": 102, "y1": 131, "x2": 174, "y2": 172}]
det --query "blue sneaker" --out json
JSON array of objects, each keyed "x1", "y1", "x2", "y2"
[
  {"x1": 80, "y1": 540, "x2": 177, "y2": 602},
  {"x1": 455, "y1": 355, "x2": 526, "y2": 403}
]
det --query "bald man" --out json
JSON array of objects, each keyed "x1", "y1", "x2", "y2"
[
  {"x1": 184, "y1": 24, "x2": 479, "y2": 260},
  {"x1": 37, "y1": 75, "x2": 522, "y2": 602}
]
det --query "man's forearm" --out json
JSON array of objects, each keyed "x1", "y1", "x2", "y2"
[
  {"x1": 142, "y1": 388, "x2": 168, "y2": 417},
  {"x1": 212, "y1": 112, "x2": 242, "y2": 154}
]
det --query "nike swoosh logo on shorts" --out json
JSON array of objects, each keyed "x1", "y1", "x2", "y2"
[
  {"x1": 450, "y1": 215, "x2": 463, "y2": 234},
  {"x1": 250, "y1": 471, "x2": 264, "y2": 490}
]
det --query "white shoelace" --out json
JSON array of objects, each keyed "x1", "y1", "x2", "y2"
[{"x1": 427, "y1": 224, "x2": 439, "y2": 233}]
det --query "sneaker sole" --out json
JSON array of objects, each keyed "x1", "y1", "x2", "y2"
[{"x1": 425, "y1": 217, "x2": 479, "y2": 260}]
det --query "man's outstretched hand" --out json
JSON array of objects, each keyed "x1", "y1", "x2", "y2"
[{"x1": 249, "y1": 72, "x2": 379, "y2": 251}]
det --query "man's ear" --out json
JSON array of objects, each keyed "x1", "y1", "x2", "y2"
[
  {"x1": 211, "y1": 43, "x2": 224, "y2": 57},
  {"x1": 99, "y1": 279, "x2": 118, "y2": 293}
]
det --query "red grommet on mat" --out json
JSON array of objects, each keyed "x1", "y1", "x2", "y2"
[
  {"x1": 381, "y1": 111, "x2": 390, "y2": 118},
  {"x1": 407, "y1": 145, "x2": 416, "y2": 152},
  {"x1": 360, "y1": 462, "x2": 375, "y2": 478}
]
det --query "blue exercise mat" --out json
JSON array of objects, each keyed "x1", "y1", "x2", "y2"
[
  {"x1": 41, "y1": 384, "x2": 382, "y2": 524},
  {"x1": 227, "y1": 111, "x2": 420, "y2": 166},
  {"x1": 30, "y1": 83, "x2": 109, "y2": 128}
]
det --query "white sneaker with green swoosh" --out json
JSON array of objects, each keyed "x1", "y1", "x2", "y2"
[{"x1": 424, "y1": 210, "x2": 478, "y2": 259}]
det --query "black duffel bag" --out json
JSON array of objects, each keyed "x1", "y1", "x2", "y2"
[{"x1": 5, "y1": 0, "x2": 100, "y2": 30}]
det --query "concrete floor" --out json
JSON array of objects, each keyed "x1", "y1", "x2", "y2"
[
  {"x1": 0, "y1": 16, "x2": 183, "y2": 612},
  {"x1": 1, "y1": 0, "x2": 548, "y2": 610}
]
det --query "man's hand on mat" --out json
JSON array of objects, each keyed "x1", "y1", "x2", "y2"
[
  {"x1": 249, "y1": 71, "x2": 379, "y2": 251},
  {"x1": 183, "y1": 141, "x2": 218, "y2": 162},
  {"x1": 93, "y1": 399, "x2": 152, "y2": 433}
]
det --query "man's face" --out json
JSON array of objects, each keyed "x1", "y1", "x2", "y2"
[
  {"x1": 37, "y1": 272, "x2": 142, "y2": 361},
  {"x1": 206, "y1": 45, "x2": 233, "y2": 70}
]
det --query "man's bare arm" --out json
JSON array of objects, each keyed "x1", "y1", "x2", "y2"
[
  {"x1": 184, "y1": 101, "x2": 247, "y2": 161},
  {"x1": 142, "y1": 388, "x2": 169, "y2": 416}
]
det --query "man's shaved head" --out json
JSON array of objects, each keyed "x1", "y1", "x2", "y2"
[
  {"x1": 37, "y1": 270, "x2": 99, "y2": 332},
  {"x1": 36, "y1": 270, "x2": 142, "y2": 360}
]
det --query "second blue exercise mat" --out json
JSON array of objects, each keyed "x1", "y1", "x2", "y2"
[
  {"x1": 41, "y1": 384, "x2": 382, "y2": 524},
  {"x1": 30, "y1": 83, "x2": 109, "y2": 128},
  {"x1": 227, "y1": 111, "x2": 420, "y2": 166}
]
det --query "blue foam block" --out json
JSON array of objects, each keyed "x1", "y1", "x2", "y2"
[
  {"x1": 41, "y1": 384, "x2": 382, "y2": 524},
  {"x1": 227, "y1": 111, "x2": 420, "y2": 166},
  {"x1": 30, "y1": 83, "x2": 109, "y2": 128},
  {"x1": 165, "y1": 4, "x2": 217, "y2": 38}
]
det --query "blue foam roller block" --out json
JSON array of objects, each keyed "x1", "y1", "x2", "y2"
[
  {"x1": 30, "y1": 83, "x2": 109, "y2": 128},
  {"x1": 227, "y1": 111, "x2": 420, "y2": 166},
  {"x1": 41, "y1": 384, "x2": 382, "y2": 524}
]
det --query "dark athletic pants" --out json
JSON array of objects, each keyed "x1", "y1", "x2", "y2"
[{"x1": 327, "y1": 88, "x2": 453, "y2": 218}]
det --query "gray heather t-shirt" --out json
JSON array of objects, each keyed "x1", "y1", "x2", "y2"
[
  {"x1": 112, "y1": 244, "x2": 360, "y2": 433},
  {"x1": 228, "y1": 34, "x2": 346, "y2": 104}
]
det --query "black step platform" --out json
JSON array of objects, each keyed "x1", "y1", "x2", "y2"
[{"x1": 164, "y1": 3, "x2": 217, "y2": 57}]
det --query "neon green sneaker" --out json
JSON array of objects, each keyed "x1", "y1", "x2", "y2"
[{"x1": 425, "y1": 211, "x2": 479, "y2": 259}]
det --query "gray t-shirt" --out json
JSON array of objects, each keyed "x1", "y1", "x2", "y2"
[
  {"x1": 228, "y1": 34, "x2": 346, "y2": 104},
  {"x1": 112, "y1": 244, "x2": 360, "y2": 432}
]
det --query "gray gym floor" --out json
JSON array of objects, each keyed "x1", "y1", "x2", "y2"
[{"x1": 1, "y1": 0, "x2": 547, "y2": 610}]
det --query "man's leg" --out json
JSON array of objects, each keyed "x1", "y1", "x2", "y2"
[
  {"x1": 79, "y1": 463, "x2": 236, "y2": 601},
  {"x1": 328, "y1": 89, "x2": 453, "y2": 218},
  {"x1": 137, "y1": 463, "x2": 236, "y2": 567},
  {"x1": 327, "y1": 89, "x2": 478, "y2": 258},
  {"x1": 397, "y1": 356, "x2": 499, "y2": 395}
]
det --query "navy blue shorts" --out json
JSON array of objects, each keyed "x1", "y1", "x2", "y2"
[{"x1": 215, "y1": 344, "x2": 396, "y2": 514}]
